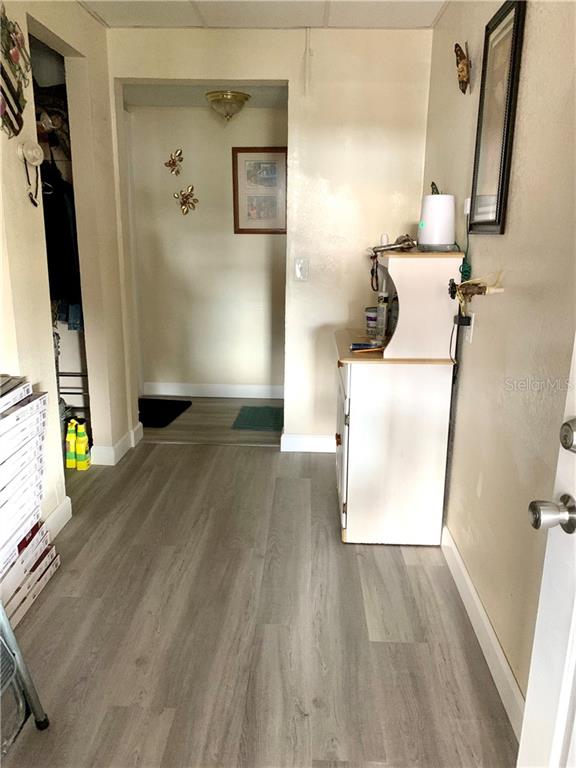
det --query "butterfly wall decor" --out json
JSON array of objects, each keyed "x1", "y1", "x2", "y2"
[
  {"x1": 454, "y1": 42, "x2": 471, "y2": 94},
  {"x1": 164, "y1": 148, "x2": 183, "y2": 175},
  {"x1": 174, "y1": 185, "x2": 199, "y2": 215}
]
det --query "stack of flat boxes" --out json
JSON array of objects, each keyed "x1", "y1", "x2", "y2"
[{"x1": 0, "y1": 376, "x2": 61, "y2": 627}]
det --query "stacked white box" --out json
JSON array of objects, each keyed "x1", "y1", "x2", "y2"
[
  {"x1": 0, "y1": 524, "x2": 51, "y2": 603},
  {"x1": 7, "y1": 555, "x2": 61, "y2": 628},
  {"x1": 0, "y1": 511, "x2": 43, "y2": 579},
  {"x1": 0, "y1": 376, "x2": 60, "y2": 627},
  {"x1": 0, "y1": 378, "x2": 33, "y2": 415}
]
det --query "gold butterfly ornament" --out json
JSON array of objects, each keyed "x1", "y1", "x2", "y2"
[
  {"x1": 174, "y1": 186, "x2": 199, "y2": 215},
  {"x1": 164, "y1": 148, "x2": 183, "y2": 175}
]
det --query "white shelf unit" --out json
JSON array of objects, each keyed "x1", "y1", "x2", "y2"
[{"x1": 335, "y1": 252, "x2": 462, "y2": 545}]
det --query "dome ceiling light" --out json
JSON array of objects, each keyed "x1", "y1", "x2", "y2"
[{"x1": 205, "y1": 90, "x2": 251, "y2": 122}]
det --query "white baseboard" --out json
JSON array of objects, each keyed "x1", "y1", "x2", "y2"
[
  {"x1": 441, "y1": 526, "x2": 525, "y2": 740},
  {"x1": 142, "y1": 382, "x2": 284, "y2": 399},
  {"x1": 281, "y1": 432, "x2": 335, "y2": 453},
  {"x1": 44, "y1": 496, "x2": 72, "y2": 539},
  {"x1": 130, "y1": 421, "x2": 143, "y2": 447},
  {"x1": 91, "y1": 422, "x2": 142, "y2": 467},
  {"x1": 91, "y1": 430, "x2": 132, "y2": 466}
]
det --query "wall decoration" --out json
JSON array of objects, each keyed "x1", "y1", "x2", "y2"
[
  {"x1": 164, "y1": 148, "x2": 183, "y2": 175},
  {"x1": 0, "y1": 2, "x2": 31, "y2": 138},
  {"x1": 232, "y1": 147, "x2": 287, "y2": 234},
  {"x1": 174, "y1": 185, "x2": 199, "y2": 215},
  {"x1": 454, "y1": 42, "x2": 471, "y2": 94},
  {"x1": 469, "y1": 1, "x2": 526, "y2": 234}
]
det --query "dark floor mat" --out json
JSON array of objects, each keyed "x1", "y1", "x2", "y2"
[
  {"x1": 138, "y1": 398, "x2": 191, "y2": 428},
  {"x1": 232, "y1": 406, "x2": 283, "y2": 432}
]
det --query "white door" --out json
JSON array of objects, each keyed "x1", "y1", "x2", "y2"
[{"x1": 518, "y1": 333, "x2": 576, "y2": 767}]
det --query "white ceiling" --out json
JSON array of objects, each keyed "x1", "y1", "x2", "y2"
[
  {"x1": 81, "y1": 0, "x2": 446, "y2": 29},
  {"x1": 123, "y1": 82, "x2": 288, "y2": 108}
]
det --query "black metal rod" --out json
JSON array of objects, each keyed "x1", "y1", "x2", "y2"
[{"x1": 58, "y1": 372, "x2": 88, "y2": 377}]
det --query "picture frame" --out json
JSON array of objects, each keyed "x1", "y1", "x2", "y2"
[
  {"x1": 232, "y1": 147, "x2": 287, "y2": 234},
  {"x1": 469, "y1": 1, "x2": 526, "y2": 234}
]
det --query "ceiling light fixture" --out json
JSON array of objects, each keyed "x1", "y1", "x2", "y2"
[{"x1": 205, "y1": 90, "x2": 251, "y2": 122}]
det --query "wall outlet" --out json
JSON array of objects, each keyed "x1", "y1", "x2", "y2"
[
  {"x1": 465, "y1": 312, "x2": 475, "y2": 343},
  {"x1": 294, "y1": 257, "x2": 310, "y2": 282}
]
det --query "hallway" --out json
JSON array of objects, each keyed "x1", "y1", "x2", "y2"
[
  {"x1": 142, "y1": 397, "x2": 282, "y2": 448},
  {"x1": 7, "y1": 444, "x2": 517, "y2": 767}
]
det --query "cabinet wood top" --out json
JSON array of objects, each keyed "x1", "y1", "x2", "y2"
[{"x1": 335, "y1": 330, "x2": 453, "y2": 365}]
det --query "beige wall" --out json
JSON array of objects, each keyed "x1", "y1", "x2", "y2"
[
  {"x1": 0, "y1": 215, "x2": 19, "y2": 374},
  {"x1": 108, "y1": 27, "x2": 432, "y2": 437},
  {"x1": 1, "y1": 0, "x2": 133, "y2": 529},
  {"x1": 424, "y1": 0, "x2": 575, "y2": 692},
  {"x1": 127, "y1": 105, "x2": 287, "y2": 393}
]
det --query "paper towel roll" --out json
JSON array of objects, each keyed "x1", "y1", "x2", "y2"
[{"x1": 418, "y1": 194, "x2": 455, "y2": 247}]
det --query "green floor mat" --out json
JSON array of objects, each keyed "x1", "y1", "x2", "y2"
[{"x1": 232, "y1": 406, "x2": 284, "y2": 432}]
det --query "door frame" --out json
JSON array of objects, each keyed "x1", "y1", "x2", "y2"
[{"x1": 26, "y1": 14, "x2": 121, "y2": 460}]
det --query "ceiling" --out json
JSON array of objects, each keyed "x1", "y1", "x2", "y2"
[
  {"x1": 123, "y1": 82, "x2": 288, "y2": 108},
  {"x1": 81, "y1": 1, "x2": 446, "y2": 29}
]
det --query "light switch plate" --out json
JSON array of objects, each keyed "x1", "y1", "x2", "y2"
[{"x1": 294, "y1": 257, "x2": 310, "y2": 282}]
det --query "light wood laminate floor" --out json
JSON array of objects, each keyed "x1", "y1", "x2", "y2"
[
  {"x1": 142, "y1": 397, "x2": 282, "y2": 447},
  {"x1": 8, "y1": 444, "x2": 517, "y2": 767}
]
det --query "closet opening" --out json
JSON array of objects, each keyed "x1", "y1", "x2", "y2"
[
  {"x1": 121, "y1": 80, "x2": 288, "y2": 447},
  {"x1": 29, "y1": 36, "x2": 91, "y2": 478}
]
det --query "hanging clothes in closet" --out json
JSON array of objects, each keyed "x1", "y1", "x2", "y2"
[
  {"x1": 34, "y1": 78, "x2": 83, "y2": 330},
  {"x1": 41, "y1": 154, "x2": 83, "y2": 330}
]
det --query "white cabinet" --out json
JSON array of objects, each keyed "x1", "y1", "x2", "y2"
[
  {"x1": 334, "y1": 252, "x2": 461, "y2": 546},
  {"x1": 335, "y1": 353, "x2": 453, "y2": 545},
  {"x1": 335, "y1": 367, "x2": 349, "y2": 529}
]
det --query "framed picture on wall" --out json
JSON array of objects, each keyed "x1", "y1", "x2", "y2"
[
  {"x1": 232, "y1": 147, "x2": 287, "y2": 234},
  {"x1": 469, "y1": 1, "x2": 526, "y2": 234}
]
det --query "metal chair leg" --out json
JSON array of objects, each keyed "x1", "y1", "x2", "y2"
[{"x1": 0, "y1": 602, "x2": 49, "y2": 730}]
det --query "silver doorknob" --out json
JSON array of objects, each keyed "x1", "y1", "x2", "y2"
[
  {"x1": 529, "y1": 494, "x2": 576, "y2": 534},
  {"x1": 560, "y1": 418, "x2": 576, "y2": 453}
]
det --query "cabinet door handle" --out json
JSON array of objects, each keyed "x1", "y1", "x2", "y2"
[{"x1": 335, "y1": 432, "x2": 342, "y2": 446}]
